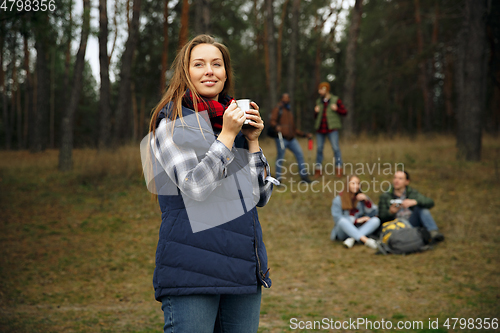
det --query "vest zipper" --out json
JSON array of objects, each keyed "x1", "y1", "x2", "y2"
[
  {"x1": 253, "y1": 212, "x2": 269, "y2": 288},
  {"x1": 234, "y1": 171, "x2": 269, "y2": 287}
]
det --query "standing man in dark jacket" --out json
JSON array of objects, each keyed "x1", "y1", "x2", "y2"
[
  {"x1": 378, "y1": 171, "x2": 444, "y2": 243},
  {"x1": 269, "y1": 93, "x2": 312, "y2": 183},
  {"x1": 313, "y1": 82, "x2": 347, "y2": 178}
]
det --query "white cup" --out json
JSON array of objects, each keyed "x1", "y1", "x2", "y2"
[{"x1": 236, "y1": 99, "x2": 251, "y2": 125}]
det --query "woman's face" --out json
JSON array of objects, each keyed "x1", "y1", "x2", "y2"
[
  {"x1": 189, "y1": 43, "x2": 227, "y2": 101},
  {"x1": 348, "y1": 177, "x2": 360, "y2": 194}
]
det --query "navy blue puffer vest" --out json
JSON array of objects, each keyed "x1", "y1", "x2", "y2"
[{"x1": 153, "y1": 105, "x2": 271, "y2": 300}]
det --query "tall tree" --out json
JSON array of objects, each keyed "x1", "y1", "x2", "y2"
[
  {"x1": 178, "y1": 0, "x2": 190, "y2": 48},
  {"x1": 114, "y1": 0, "x2": 142, "y2": 145},
  {"x1": 455, "y1": 0, "x2": 488, "y2": 161},
  {"x1": 9, "y1": 36, "x2": 18, "y2": 150},
  {"x1": 443, "y1": 50, "x2": 454, "y2": 131},
  {"x1": 0, "y1": 28, "x2": 8, "y2": 150},
  {"x1": 487, "y1": 0, "x2": 500, "y2": 134},
  {"x1": 59, "y1": 0, "x2": 91, "y2": 170},
  {"x1": 22, "y1": 33, "x2": 31, "y2": 149},
  {"x1": 32, "y1": 14, "x2": 51, "y2": 153},
  {"x1": 160, "y1": 0, "x2": 169, "y2": 94},
  {"x1": 194, "y1": 0, "x2": 210, "y2": 35},
  {"x1": 98, "y1": 0, "x2": 112, "y2": 150},
  {"x1": 49, "y1": 47, "x2": 55, "y2": 148},
  {"x1": 16, "y1": 67, "x2": 22, "y2": 150},
  {"x1": 343, "y1": 0, "x2": 363, "y2": 136},
  {"x1": 312, "y1": 5, "x2": 335, "y2": 91},
  {"x1": 287, "y1": 0, "x2": 301, "y2": 116},
  {"x1": 109, "y1": 0, "x2": 119, "y2": 62},
  {"x1": 265, "y1": 0, "x2": 278, "y2": 109},
  {"x1": 64, "y1": 0, "x2": 73, "y2": 109},
  {"x1": 131, "y1": 81, "x2": 139, "y2": 141},
  {"x1": 277, "y1": 0, "x2": 289, "y2": 90},
  {"x1": 414, "y1": 0, "x2": 432, "y2": 132}
]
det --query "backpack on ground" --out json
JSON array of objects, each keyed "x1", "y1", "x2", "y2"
[{"x1": 377, "y1": 219, "x2": 432, "y2": 255}]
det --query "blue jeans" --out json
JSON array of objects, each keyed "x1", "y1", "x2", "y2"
[
  {"x1": 275, "y1": 137, "x2": 308, "y2": 180},
  {"x1": 409, "y1": 207, "x2": 438, "y2": 231},
  {"x1": 334, "y1": 217, "x2": 381, "y2": 241},
  {"x1": 160, "y1": 287, "x2": 262, "y2": 333},
  {"x1": 315, "y1": 131, "x2": 342, "y2": 167}
]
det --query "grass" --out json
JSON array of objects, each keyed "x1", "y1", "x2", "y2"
[{"x1": 0, "y1": 135, "x2": 499, "y2": 332}]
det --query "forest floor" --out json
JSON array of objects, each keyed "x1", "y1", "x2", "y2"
[{"x1": 1, "y1": 135, "x2": 499, "y2": 333}]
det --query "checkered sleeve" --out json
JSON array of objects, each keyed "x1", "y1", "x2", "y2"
[
  {"x1": 248, "y1": 148, "x2": 273, "y2": 207},
  {"x1": 152, "y1": 120, "x2": 234, "y2": 201}
]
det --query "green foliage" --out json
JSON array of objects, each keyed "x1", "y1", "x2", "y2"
[
  {"x1": 351, "y1": 0, "x2": 465, "y2": 133},
  {"x1": 1, "y1": 0, "x2": 498, "y2": 150}
]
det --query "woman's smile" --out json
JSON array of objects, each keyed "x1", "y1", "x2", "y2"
[{"x1": 189, "y1": 44, "x2": 227, "y2": 101}]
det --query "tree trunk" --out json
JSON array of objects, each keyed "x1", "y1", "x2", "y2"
[
  {"x1": 263, "y1": 18, "x2": 270, "y2": 93},
  {"x1": 491, "y1": 70, "x2": 500, "y2": 134},
  {"x1": 16, "y1": 79, "x2": 22, "y2": 150},
  {"x1": 160, "y1": 0, "x2": 169, "y2": 94},
  {"x1": 455, "y1": 0, "x2": 488, "y2": 161},
  {"x1": 0, "y1": 32, "x2": 8, "y2": 150},
  {"x1": 414, "y1": 0, "x2": 432, "y2": 132},
  {"x1": 313, "y1": 19, "x2": 322, "y2": 93},
  {"x1": 49, "y1": 49, "x2": 55, "y2": 148},
  {"x1": 139, "y1": 95, "x2": 145, "y2": 139},
  {"x1": 343, "y1": 0, "x2": 363, "y2": 137},
  {"x1": 178, "y1": 0, "x2": 190, "y2": 49},
  {"x1": 313, "y1": 6, "x2": 335, "y2": 92},
  {"x1": 443, "y1": 50, "x2": 454, "y2": 132},
  {"x1": 9, "y1": 41, "x2": 17, "y2": 148},
  {"x1": 32, "y1": 68, "x2": 37, "y2": 151},
  {"x1": 33, "y1": 23, "x2": 50, "y2": 153},
  {"x1": 194, "y1": 0, "x2": 210, "y2": 35},
  {"x1": 253, "y1": 0, "x2": 262, "y2": 51},
  {"x1": 113, "y1": 0, "x2": 141, "y2": 146},
  {"x1": 59, "y1": 0, "x2": 91, "y2": 171},
  {"x1": 431, "y1": 3, "x2": 440, "y2": 131},
  {"x1": 64, "y1": 0, "x2": 73, "y2": 108},
  {"x1": 98, "y1": 0, "x2": 112, "y2": 150},
  {"x1": 287, "y1": 0, "x2": 300, "y2": 121},
  {"x1": 132, "y1": 82, "x2": 138, "y2": 142},
  {"x1": 492, "y1": 82, "x2": 500, "y2": 134},
  {"x1": 265, "y1": 0, "x2": 278, "y2": 110},
  {"x1": 23, "y1": 34, "x2": 31, "y2": 149},
  {"x1": 487, "y1": 2, "x2": 500, "y2": 134},
  {"x1": 109, "y1": 0, "x2": 118, "y2": 62},
  {"x1": 277, "y1": 0, "x2": 289, "y2": 90}
]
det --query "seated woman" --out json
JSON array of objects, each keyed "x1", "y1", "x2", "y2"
[{"x1": 330, "y1": 175, "x2": 380, "y2": 249}]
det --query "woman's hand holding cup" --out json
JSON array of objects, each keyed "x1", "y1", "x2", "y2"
[
  {"x1": 240, "y1": 101, "x2": 264, "y2": 143},
  {"x1": 218, "y1": 101, "x2": 245, "y2": 149}
]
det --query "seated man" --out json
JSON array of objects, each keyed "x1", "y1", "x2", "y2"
[{"x1": 378, "y1": 171, "x2": 444, "y2": 243}]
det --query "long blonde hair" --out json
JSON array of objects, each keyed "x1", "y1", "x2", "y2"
[
  {"x1": 149, "y1": 35, "x2": 234, "y2": 134},
  {"x1": 340, "y1": 175, "x2": 360, "y2": 210}
]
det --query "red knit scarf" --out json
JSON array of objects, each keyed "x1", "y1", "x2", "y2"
[{"x1": 182, "y1": 90, "x2": 234, "y2": 131}]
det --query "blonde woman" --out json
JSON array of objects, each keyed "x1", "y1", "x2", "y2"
[{"x1": 147, "y1": 35, "x2": 273, "y2": 332}]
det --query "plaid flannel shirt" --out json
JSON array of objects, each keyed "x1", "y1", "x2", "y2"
[{"x1": 152, "y1": 119, "x2": 273, "y2": 207}]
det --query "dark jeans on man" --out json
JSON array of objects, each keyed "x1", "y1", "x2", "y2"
[{"x1": 409, "y1": 206, "x2": 438, "y2": 231}]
